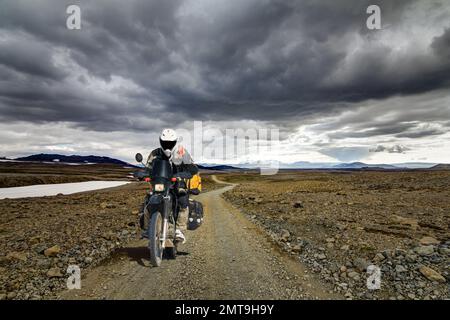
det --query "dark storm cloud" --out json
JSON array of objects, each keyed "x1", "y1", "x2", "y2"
[
  {"x1": 369, "y1": 145, "x2": 410, "y2": 153},
  {"x1": 432, "y1": 27, "x2": 450, "y2": 59},
  {"x1": 0, "y1": 0, "x2": 449, "y2": 136}
]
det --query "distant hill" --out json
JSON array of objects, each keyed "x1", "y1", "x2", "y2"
[
  {"x1": 15, "y1": 154, "x2": 134, "y2": 167},
  {"x1": 390, "y1": 162, "x2": 436, "y2": 169},
  {"x1": 198, "y1": 164, "x2": 244, "y2": 171},
  {"x1": 429, "y1": 164, "x2": 450, "y2": 170},
  {"x1": 332, "y1": 162, "x2": 400, "y2": 169}
]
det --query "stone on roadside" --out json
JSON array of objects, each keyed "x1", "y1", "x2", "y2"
[
  {"x1": 395, "y1": 265, "x2": 407, "y2": 273},
  {"x1": 347, "y1": 271, "x2": 360, "y2": 281},
  {"x1": 353, "y1": 258, "x2": 370, "y2": 272},
  {"x1": 280, "y1": 229, "x2": 290, "y2": 242},
  {"x1": 44, "y1": 245, "x2": 61, "y2": 257},
  {"x1": 292, "y1": 201, "x2": 303, "y2": 208},
  {"x1": 414, "y1": 245, "x2": 434, "y2": 256},
  {"x1": 419, "y1": 266, "x2": 446, "y2": 283},
  {"x1": 419, "y1": 236, "x2": 440, "y2": 245},
  {"x1": 7, "y1": 292, "x2": 17, "y2": 300},
  {"x1": 6, "y1": 251, "x2": 28, "y2": 262},
  {"x1": 102, "y1": 231, "x2": 117, "y2": 241},
  {"x1": 316, "y1": 253, "x2": 326, "y2": 260},
  {"x1": 47, "y1": 267, "x2": 63, "y2": 278},
  {"x1": 373, "y1": 253, "x2": 385, "y2": 262},
  {"x1": 100, "y1": 202, "x2": 116, "y2": 209}
]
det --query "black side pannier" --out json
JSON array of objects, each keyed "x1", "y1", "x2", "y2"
[{"x1": 188, "y1": 199, "x2": 204, "y2": 230}]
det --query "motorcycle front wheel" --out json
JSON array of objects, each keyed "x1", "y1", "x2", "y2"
[{"x1": 148, "y1": 211, "x2": 163, "y2": 267}]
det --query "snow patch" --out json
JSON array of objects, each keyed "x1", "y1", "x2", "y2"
[{"x1": 0, "y1": 181, "x2": 130, "y2": 200}]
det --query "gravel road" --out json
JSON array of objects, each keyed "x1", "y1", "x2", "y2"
[{"x1": 60, "y1": 176, "x2": 338, "y2": 300}]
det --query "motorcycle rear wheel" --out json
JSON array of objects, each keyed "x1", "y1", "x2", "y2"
[{"x1": 148, "y1": 211, "x2": 163, "y2": 267}]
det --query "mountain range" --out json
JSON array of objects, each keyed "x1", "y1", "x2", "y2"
[
  {"x1": 14, "y1": 153, "x2": 134, "y2": 167},
  {"x1": 3, "y1": 154, "x2": 448, "y2": 171}
]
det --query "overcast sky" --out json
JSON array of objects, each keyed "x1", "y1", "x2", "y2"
[{"x1": 0, "y1": 0, "x2": 449, "y2": 164}]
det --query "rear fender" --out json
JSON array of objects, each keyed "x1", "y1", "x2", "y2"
[{"x1": 145, "y1": 194, "x2": 164, "y2": 215}]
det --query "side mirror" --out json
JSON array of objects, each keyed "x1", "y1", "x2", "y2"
[{"x1": 135, "y1": 153, "x2": 143, "y2": 163}]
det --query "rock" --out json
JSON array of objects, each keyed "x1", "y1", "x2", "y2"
[
  {"x1": 291, "y1": 244, "x2": 303, "y2": 253},
  {"x1": 84, "y1": 257, "x2": 93, "y2": 264},
  {"x1": 419, "y1": 266, "x2": 446, "y2": 283},
  {"x1": 292, "y1": 201, "x2": 303, "y2": 208},
  {"x1": 405, "y1": 253, "x2": 418, "y2": 263},
  {"x1": 353, "y1": 258, "x2": 370, "y2": 272},
  {"x1": 326, "y1": 238, "x2": 335, "y2": 243},
  {"x1": 32, "y1": 244, "x2": 47, "y2": 254},
  {"x1": 340, "y1": 266, "x2": 347, "y2": 273},
  {"x1": 7, "y1": 292, "x2": 17, "y2": 300},
  {"x1": 438, "y1": 247, "x2": 450, "y2": 255},
  {"x1": 36, "y1": 259, "x2": 52, "y2": 269},
  {"x1": 100, "y1": 202, "x2": 116, "y2": 209},
  {"x1": 415, "y1": 245, "x2": 434, "y2": 256},
  {"x1": 47, "y1": 267, "x2": 63, "y2": 278},
  {"x1": 44, "y1": 245, "x2": 61, "y2": 257},
  {"x1": 391, "y1": 215, "x2": 418, "y2": 230},
  {"x1": 419, "y1": 236, "x2": 440, "y2": 245},
  {"x1": 28, "y1": 236, "x2": 42, "y2": 245},
  {"x1": 102, "y1": 231, "x2": 117, "y2": 241},
  {"x1": 6, "y1": 251, "x2": 28, "y2": 262},
  {"x1": 0, "y1": 256, "x2": 8, "y2": 266},
  {"x1": 347, "y1": 271, "x2": 360, "y2": 281},
  {"x1": 280, "y1": 229, "x2": 290, "y2": 242},
  {"x1": 382, "y1": 249, "x2": 393, "y2": 258},
  {"x1": 373, "y1": 253, "x2": 385, "y2": 262},
  {"x1": 316, "y1": 253, "x2": 326, "y2": 260},
  {"x1": 340, "y1": 245, "x2": 350, "y2": 251},
  {"x1": 395, "y1": 265, "x2": 407, "y2": 273},
  {"x1": 0, "y1": 293, "x2": 6, "y2": 300}
]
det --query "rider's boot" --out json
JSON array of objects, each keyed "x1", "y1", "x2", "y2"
[
  {"x1": 138, "y1": 204, "x2": 150, "y2": 239},
  {"x1": 175, "y1": 206, "x2": 189, "y2": 244}
]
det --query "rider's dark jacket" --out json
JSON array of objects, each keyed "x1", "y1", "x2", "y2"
[{"x1": 146, "y1": 144, "x2": 198, "y2": 176}]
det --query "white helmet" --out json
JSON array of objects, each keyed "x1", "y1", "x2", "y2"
[{"x1": 159, "y1": 128, "x2": 177, "y2": 152}]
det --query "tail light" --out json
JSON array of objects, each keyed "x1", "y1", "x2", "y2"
[
  {"x1": 144, "y1": 177, "x2": 151, "y2": 182},
  {"x1": 171, "y1": 177, "x2": 177, "y2": 182}
]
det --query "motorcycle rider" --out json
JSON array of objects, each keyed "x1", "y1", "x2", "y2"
[{"x1": 144, "y1": 128, "x2": 198, "y2": 244}]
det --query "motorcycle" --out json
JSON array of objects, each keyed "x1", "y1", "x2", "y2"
[{"x1": 135, "y1": 152, "x2": 192, "y2": 267}]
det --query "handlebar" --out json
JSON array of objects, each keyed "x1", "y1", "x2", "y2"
[{"x1": 173, "y1": 172, "x2": 193, "y2": 179}]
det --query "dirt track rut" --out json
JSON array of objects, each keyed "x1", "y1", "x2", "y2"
[{"x1": 61, "y1": 176, "x2": 338, "y2": 300}]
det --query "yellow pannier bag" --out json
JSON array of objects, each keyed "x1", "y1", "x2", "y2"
[{"x1": 188, "y1": 173, "x2": 202, "y2": 195}]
